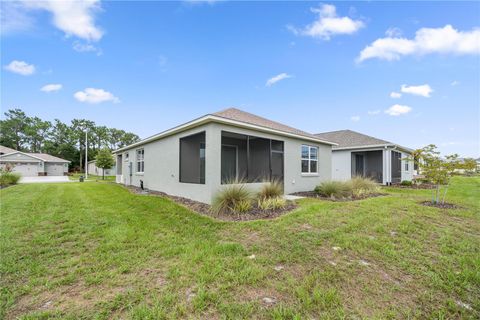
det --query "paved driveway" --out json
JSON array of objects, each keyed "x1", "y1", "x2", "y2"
[{"x1": 19, "y1": 176, "x2": 70, "y2": 183}]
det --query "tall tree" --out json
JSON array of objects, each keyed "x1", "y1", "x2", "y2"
[
  {"x1": 0, "y1": 109, "x2": 29, "y2": 150},
  {"x1": 26, "y1": 117, "x2": 52, "y2": 152}
]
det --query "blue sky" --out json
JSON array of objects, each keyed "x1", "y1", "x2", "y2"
[{"x1": 2, "y1": 1, "x2": 479, "y2": 157}]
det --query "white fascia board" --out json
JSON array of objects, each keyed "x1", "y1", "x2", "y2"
[
  {"x1": 0, "y1": 151, "x2": 44, "y2": 162},
  {"x1": 113, "y1": 115, "x2": 337, "y2": 153}
]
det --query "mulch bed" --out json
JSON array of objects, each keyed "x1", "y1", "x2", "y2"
[
  {"x1": 387, "y1": 183, "x2": 436, "y2": 190},
  {"x1": 420, "y1": 201, "x2": 462, "y2": 209},
  {"x1": 127, "y1": 186, "x2": 298, "y2": 221},
  {"x1": 290, "y1": 191, "x2": 386, "y2": 202}
]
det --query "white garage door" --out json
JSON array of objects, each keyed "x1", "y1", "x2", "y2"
[
  {"x1": 12, "y1": 163, "x2": 39, "y2": 177},
  {"x1": 46, "y1": 163, "x2": 64, "y2": 176}
]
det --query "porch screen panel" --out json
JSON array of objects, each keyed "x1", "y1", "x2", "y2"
[
  {"x1": 391, "y1": 151, "x2": 401, "y2": 183},
  {"x1": 248, "y1": 137, "x2": 270, "y2": 182},
  {"x1": 179, "y1": 132, "x2": 206, "y2": 184}
]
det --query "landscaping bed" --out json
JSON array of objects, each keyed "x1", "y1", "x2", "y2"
[
  {"x1": 128, "y1": 186, "x2": 297, "y2": 221},
  {"x1": 291, "y1": 191, "x2": 386, "y2": 201},
  {"x1": 387, "y1": 183, "x2": 436, "y2": 189},
  {"x1": 420, "y1": 201, "x2": 462, "y2": 209}
]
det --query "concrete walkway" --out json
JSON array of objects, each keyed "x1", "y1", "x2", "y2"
[{"x1": 19, "y1": 176, "x2": 70, "y2": 184}]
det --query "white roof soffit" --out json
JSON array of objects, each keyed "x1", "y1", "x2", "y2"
[
  {"x1": 333, "y1": 144, "x2": 413, "y2": 153},
  {"x1": 114, "y1": 115, "x2": 337, "y2": 153},
  {"x1": 0, "y1": 151, "x2": 44, "y2": 161}
]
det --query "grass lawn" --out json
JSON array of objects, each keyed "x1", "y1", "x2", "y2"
[
  {"x1": 1, "y1": 177, "x2": 479, "y2": 319},
  {"x1": 68, "y1": 173, "x2": 115, "y2": 182}
]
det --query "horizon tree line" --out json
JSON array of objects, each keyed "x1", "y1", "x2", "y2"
[{"x1": 0, "y1": 108, "x2": 140, "y2": 171}]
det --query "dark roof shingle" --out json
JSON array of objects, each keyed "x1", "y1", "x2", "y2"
[
  {"x1": 212, "y1": 108, "x2": 329, "y2": 142},
  {"x1": 0, "y1": 145, "x2": 17, "y2": 154},
  {"x1": 315, "y1": 130, "x2": 392, "y2": 149}
]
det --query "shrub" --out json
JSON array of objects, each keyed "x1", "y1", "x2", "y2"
[
  {"x1": 257, "y1": 197, "x2": 286, "y2": 211},
  {"x1": 212, "y1": 184, "x2": 252, "y2": 214},
  {"x1": 400, "y1": 180, "x2": 413, "y2": 186},
  {"x1": 347, "y1": 176, "x2": 379, "y2": 197},
  {"x1": 233, "y1": 199, "x2": 253, "y2": 213},
  {"x1": 314, "y1": 181, "x2": 352, "y2": 199},
  {"x1": 0, "y1": 170, "x2": 21, "y2": 187},
  {"x1": 258, "y1": 180, "x2": 283, "y2": 199}
]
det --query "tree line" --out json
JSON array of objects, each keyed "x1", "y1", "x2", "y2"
[{"x1": 0, "y1": 108, "x2": 140, "y2": 171}]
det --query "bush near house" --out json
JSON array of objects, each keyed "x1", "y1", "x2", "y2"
[
  {"x1": 401, "y1": 180, "x2": 413, "y2": 186},
  {"x1": 347, "y1": 176, "x2": 379, "y2": 197},
  {"x1": 314, "y1": 177, "x2": 379, "y2": 200},
  {"x1": 314, "y1": 181, "x2": 352, "y2": 199},
  {"x1": 211, "y1": 184, "x2": 253, "y2": 215},
  {"x1": 0, "y1": 169, "x2": 21, "y2": 187},
  {"x1": 258, "y1": 180, "x2": 283, "y2": 199}
]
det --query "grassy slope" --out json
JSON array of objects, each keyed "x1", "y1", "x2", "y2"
[{"x1": 0, "y1": 177, "x2": 478, "y2": 319}]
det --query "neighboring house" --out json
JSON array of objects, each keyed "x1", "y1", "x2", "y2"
[
  {"x1": 0, "y1": 145, "x2": 16, "y2": 155},
  {"x1": 113, "y1": 108, "x2": 336, "y2": 204},
  {"x1": 0, "y1": 147, "x2": 70, "y2": 176},
  {"x1": 314, "y1": 130, "x2": 413, "y2": 184},
  {"x1": 87, "y1": 160, "x2": 116, "y2": 177}
]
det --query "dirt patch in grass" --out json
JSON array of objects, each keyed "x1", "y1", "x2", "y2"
[
  {"x1": 127, "y1": 186, "x2": 298, "y2": 221},
  {"x1": 420, "y1": 201, "x2": 462, "y2": 209},
  {"x1": 290, "y1": 191, "x2": 386, "y2": 202},
  {"x1": 8, "y1": 281, "x2": 130, "y2": 318}
]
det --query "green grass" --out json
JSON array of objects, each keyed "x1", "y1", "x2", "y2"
[
  {"x1": 68, "y1": 173, "x2": 115, "y2": 182},
  {"x1": 1, "y1": 177, "x2": 479, "y2": 319}
]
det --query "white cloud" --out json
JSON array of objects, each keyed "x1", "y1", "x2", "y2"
[
  {"x1": 401, "y1": 84, "x2": 433, "y2": 97},
  {"x1": 41, "y1": 84, "x2": 62, "y2": 92},
  {"x1": 368, "y1": 110, "x2": 381, "y2": 115},
  {"x1": 74, "y1": 88, "x2": 119, "y2": 104},
  {"x1": 451, "y1": 80, "x2": 460, "y2": 86},
  {"x1": 289, "y1": 4, "x2": 364, "y2": 40},
  {"x1": 0, "y1": 1, "x2": 34, "y2": 35},
  {"x1": 72, "y1": 41, "x2": 103, "y2": 55},
  {"x1": 9, "y1": 0, "x2": 103, "y2": 42},
  {"x1": 350, "y1": 115, "x2": 360, "y2": 122},
  {"x1": 385, "y1": 104, "x2": 412, "y2": 116},
  {"x1": 390, "y1": 92, "x2": 402, "y2": 98},
  {"x1": 357, "y1": 25, "x2": 480, "y2": 62},
  {"x1": 4, "y1": 60, "x2": 35, "y2": 75},
  {"x1": 266, "y1": 73, "x2": 292, "y2": 87},
  {"x1": 385, "y1": 27, "x2": 402, "y2": 38}
]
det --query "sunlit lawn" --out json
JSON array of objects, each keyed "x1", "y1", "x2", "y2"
[{"x1": 1, "y1": 176, "x2": 478, "y2": 319}]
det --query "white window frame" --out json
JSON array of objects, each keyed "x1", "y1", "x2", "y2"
[
  {"x1": 124, "y1": 152, "x2": 129, "y2": 162},
  {"x1": 136, "y1": 149, "x2": 144, "y2": 173},
  {"x1": 301, "y1": 145, "x2": 318, "y2": 175}
]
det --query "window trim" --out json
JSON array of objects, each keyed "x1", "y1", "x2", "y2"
[
  {"x1": 301, "y1": 145, "x2": 319, "y2": 175},
  {"x1": 124, "y1": 152, "x2": 129, "y2": 162},
  {"x1": 136, "y1": 148, "x2": 144, "y2": 174}
]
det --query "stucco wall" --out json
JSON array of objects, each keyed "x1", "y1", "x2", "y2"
[
  {"x1": 331, "y1": 150, "x2": 352, "y2": 181},
  {"x1": 116, "y1": 122, "x2": 332, "y2": 204},
  {"x1": 401, "y1": 151, "x2": 413, "y2": 182}
]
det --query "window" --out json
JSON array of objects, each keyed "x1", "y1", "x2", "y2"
[
  {"x1": 301, "y1": 145, "x2": 318, "y2": 174},
  {"x1": 405, "y1": 162, "x2": 409, "y2": 171},
  {"x1": 136, "y1": 149, "x2": 144, "y2": 173},
  {"x1": 125, "y1": 152, "x2": 129, "y2": 162},
  {"x1": 180, "y1": 132, "x2": 206, "y2": 184}
]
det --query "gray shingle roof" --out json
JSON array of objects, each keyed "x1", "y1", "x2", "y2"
[
  {"x1": 212, "y1": 108, "x2": 328, "y2": 142},
  {"x1": 29, "y1": 153, "x2": 70, "y2": 163},
  {"x1": 315, "y1": 130, "x2": 392, "y2": 149},
  {"x1": 0, "y1": 145, "x2": 17, "y2": 154}
]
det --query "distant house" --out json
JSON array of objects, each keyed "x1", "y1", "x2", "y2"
[
  {"x1": 113, "y1": 108, "x2": 336, "y2": 204},
  {"x1": 87, "y1": 160, "x2": 116, "y2": 177},
  {"x1": 314, "y1": 130, "x2": 413, "y2": 184},
  {"x1": 0, "y1": 146, "x2": 70, "y2": 176}
]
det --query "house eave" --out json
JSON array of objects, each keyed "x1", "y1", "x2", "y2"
[
  {"x1": 333, "y1": 144, "x2": 413, "y2": 153},
  {"x1": 113, "y1": 115, "x2": 337, "y2": 153}
]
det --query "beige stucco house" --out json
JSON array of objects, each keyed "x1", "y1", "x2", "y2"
[{"x1": 113, "y1": 108, "x2": 336, "y2": 204}]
